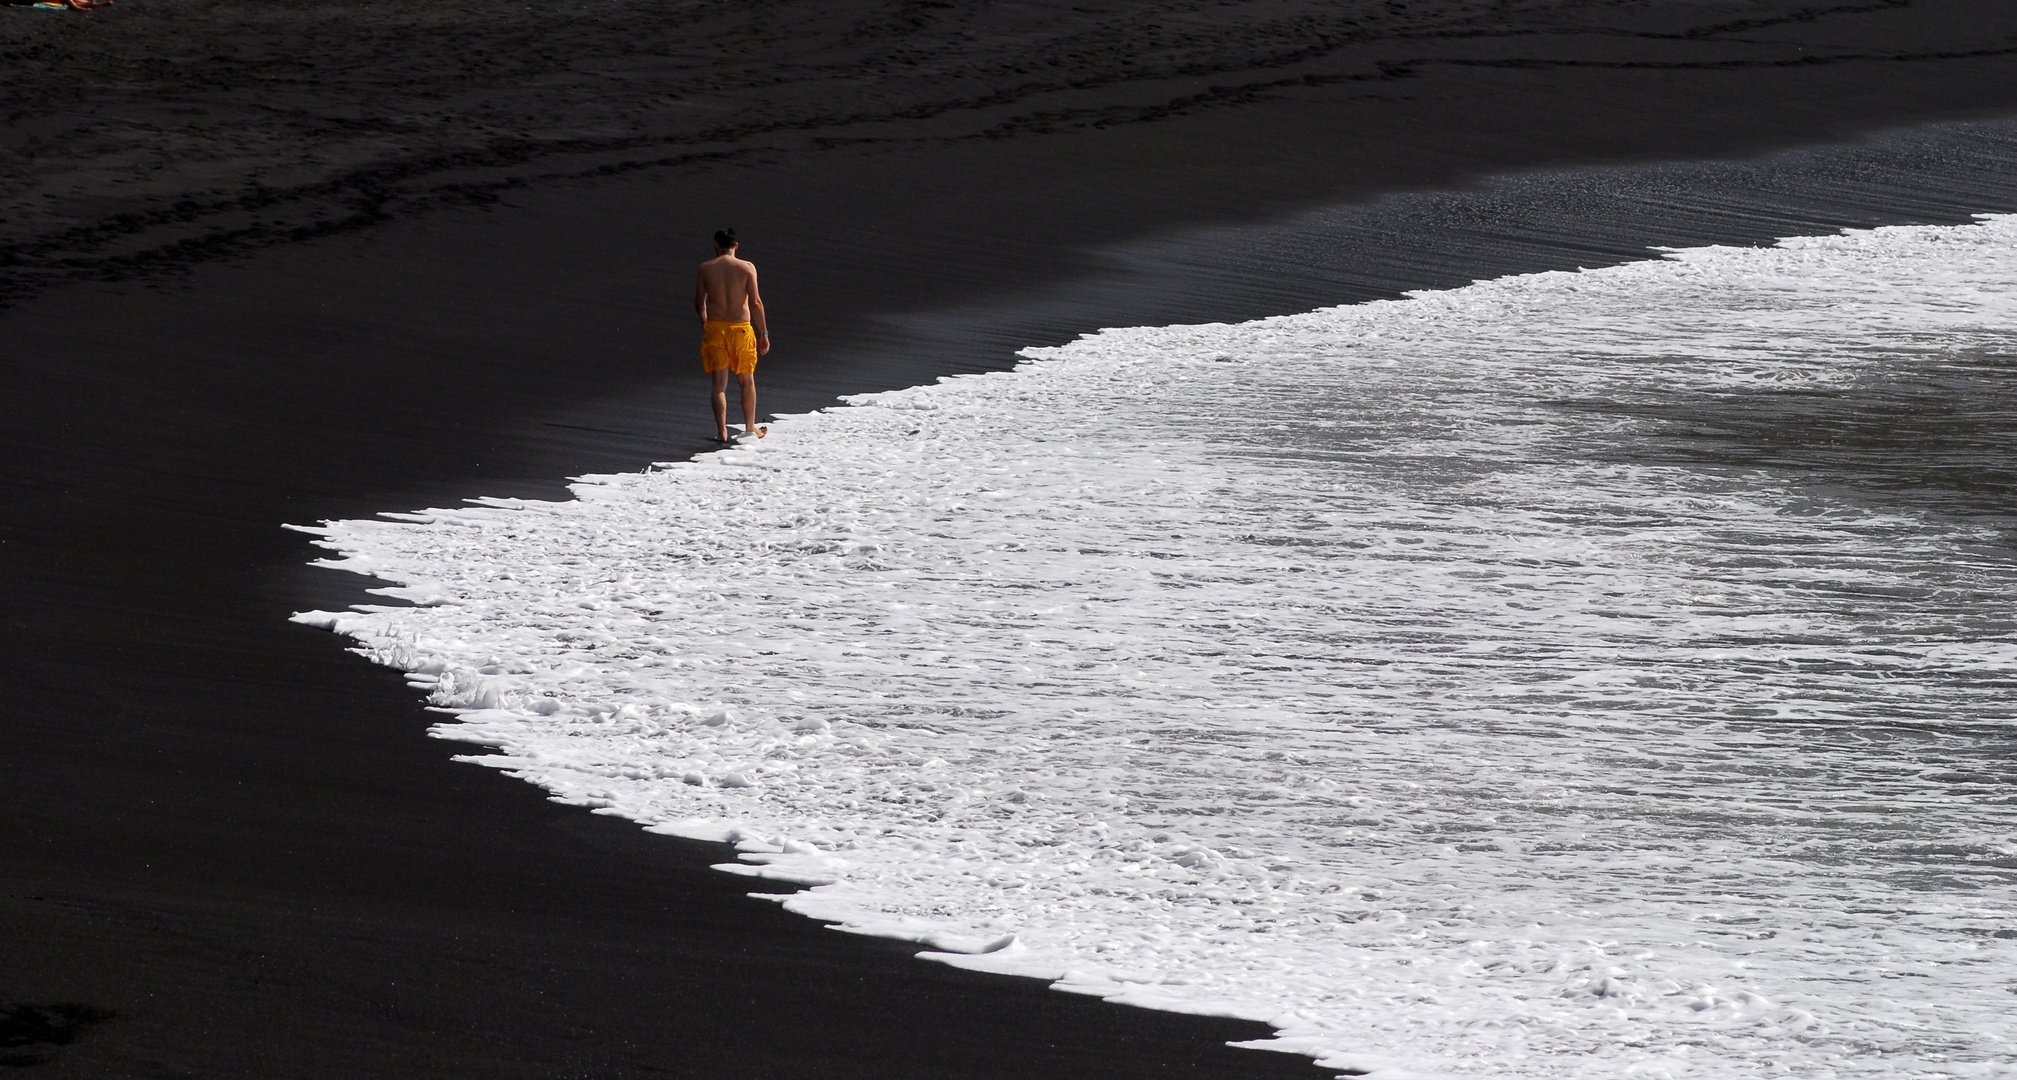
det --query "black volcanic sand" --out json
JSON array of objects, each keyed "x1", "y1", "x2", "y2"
[{"x1": 6, "y1": 1, "x2": 2017, "y2": 1076}]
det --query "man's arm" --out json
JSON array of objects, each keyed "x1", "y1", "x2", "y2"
[
  {"x1": 746, "y1": 266, "x2": 770, "y2": 355},
  {"x1": 694, "y1": 269, "x2": 709, "y2": 321}
]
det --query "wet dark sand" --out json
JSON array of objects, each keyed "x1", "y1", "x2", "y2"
[{"x1": 6, "y1": 1, "x2": 2017, "y2": 1075}]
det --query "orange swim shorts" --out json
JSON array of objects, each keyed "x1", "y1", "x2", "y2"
[{"x1": 701, "y1": 320, "x2": 759, "y2": 375}]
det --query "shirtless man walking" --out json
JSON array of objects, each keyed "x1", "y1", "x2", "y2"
[{"x1": 694, "y1": 228, "x2": 771, "y2": 443}]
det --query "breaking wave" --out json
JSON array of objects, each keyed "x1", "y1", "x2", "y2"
[{"x1": 294, "y1": 215, "x2": 2017, "y2": 1079}]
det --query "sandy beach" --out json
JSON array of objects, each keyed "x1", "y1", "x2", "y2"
[{"x1": 5, "y1": 1, "x2": 2017, "y2": 1075}]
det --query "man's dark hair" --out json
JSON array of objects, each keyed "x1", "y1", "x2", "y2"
[{"x1": 714, "y1": 227, "x2": 738, "y2": 250}]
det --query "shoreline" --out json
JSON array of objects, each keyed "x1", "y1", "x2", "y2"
[
  {"x1": 288, "y1": 203, "x2": 2017, "y2": 1077},
  {"x1": 8, "y1": 5, "x2": 2017, "y2": 1072}
]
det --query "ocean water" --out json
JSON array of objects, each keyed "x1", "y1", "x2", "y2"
[{"x1": 294, "y1": 215, "x2": 2017, "y2": 1079}]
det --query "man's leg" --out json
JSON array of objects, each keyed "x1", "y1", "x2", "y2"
[
  {"x1": 736, "y1": 371, "x2": 766, "y2": 437},
  {"x1": 711, "y1": 369, "x2": 732, "y2": 442}
]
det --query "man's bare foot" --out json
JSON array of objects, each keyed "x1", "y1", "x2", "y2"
[{"x1": 754, "y1": 426, "x2": 768, "y2": 439}]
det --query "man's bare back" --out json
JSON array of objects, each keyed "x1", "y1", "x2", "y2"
[
  {"x1": 693, "y1": 228, "x2": 771, "y2": 443},
  {"x1": 695, "y1": 252, "x2": 765, "y2": 326}
]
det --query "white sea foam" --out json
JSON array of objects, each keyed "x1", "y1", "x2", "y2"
[{"x1": 293, "y1": 216, "x2": 2017, "y2": 1078}]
